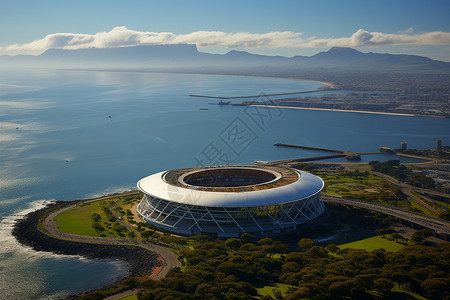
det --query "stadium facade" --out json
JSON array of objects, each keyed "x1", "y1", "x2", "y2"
[{"x1": 137, "y1": 165, "x2": 324, "y2": 237}]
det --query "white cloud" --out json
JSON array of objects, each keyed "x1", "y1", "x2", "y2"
[
  {"x1": 1, "y1": 27, "x2": 304, "y2": 55},
  {"x1": 302, "y1": 29, "x2": 450, "y2": 48},
  {"x1": 1, "y1": 27, "x2": 450, "y2": 55}
]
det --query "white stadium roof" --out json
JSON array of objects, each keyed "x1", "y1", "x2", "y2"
[{"x1": 137, "y1": 168, "x2": 324, "y2": 208}]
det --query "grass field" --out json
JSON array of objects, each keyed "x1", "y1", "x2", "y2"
[
  {"x1": 319, "y1": 172, "x2": 388, "y2": 198},
  {"x1": 338, "y1": 236, "x2": 404, "y2": 252},
  {"x1": 120, "y1": 295, "x2": 138, "y2": 300},
  {"x1": 54, "y1": 200, "x2": 123, "y2": 237},
  {"x1": 408, "y1": 198, "x2": 435, "y2": 216},
  {"x1": 257, "y1": 283, "x2": 294, "y2": 298}
]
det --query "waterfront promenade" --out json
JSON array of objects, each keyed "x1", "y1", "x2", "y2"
[{"x1": 41, "y1": 193, "x2": 181, "y2": 280}]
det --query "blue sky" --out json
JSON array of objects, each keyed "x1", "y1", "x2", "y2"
[{"x1": 1, "y1": 0, "x2": 450, "y2": 61}]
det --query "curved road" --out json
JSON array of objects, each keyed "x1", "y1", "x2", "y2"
[
  {"x1": 370, "y1": 171, "x2": 450, "y2": 200},
  {"x1": 322, "y1": 194, "x2": 450, "y2": 235},
  {"x1": 42, "y1": 201, "x2": 181, "y2": 280}
]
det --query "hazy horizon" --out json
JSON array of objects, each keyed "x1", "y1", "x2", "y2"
[{"x1": 1, "y1": 1, "x2": 450, "y2": 62}]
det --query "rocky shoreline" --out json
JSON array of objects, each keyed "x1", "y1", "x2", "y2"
[{"x1": 12, "y1": 201, "x2": 161, "y2": 279}]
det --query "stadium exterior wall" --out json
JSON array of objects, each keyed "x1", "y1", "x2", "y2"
[{"x1": 137, "y1": 166, "x2": 324, "y2": 237}]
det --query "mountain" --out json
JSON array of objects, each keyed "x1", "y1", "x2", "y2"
[
  {"x1": 39, "y1": 44, "x2": 200, "y2": 61},
  {"x1": 1, "y1": 45, "x2": 449, "y2": 72},
  {"x1": 311, "y1": 47, "x2": 365, "y2": 60}
]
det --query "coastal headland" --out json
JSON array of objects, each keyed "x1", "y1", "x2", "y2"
[{"x1": 12, "y1": 193, "x2": 181, "y2": 297}]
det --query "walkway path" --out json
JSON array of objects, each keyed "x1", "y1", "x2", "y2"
[{"x1": 42, "y1": 198, "x2": 181, "y2": 281}]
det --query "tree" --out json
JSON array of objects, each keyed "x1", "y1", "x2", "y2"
[
  {"x1": 438, "y1": 210, "x2": 450, "y2": 221},
  {"x1": 225, "y1": 238, "x2": 242, "y2": 250},
  {"x1": 326, "y1": 244, "x2": 339, "y2": 253},
  {"x1": 391, "y1": 233, "x2": 403, "y2": 242},
  {"x1": 114, "y1": 224, "x2": 126, "y2": 233},
  {"x1": 377, "y1": 227, "x2": 396, "y2": 236},
  {"x1": 411, "y1": 229, "x2": 433, "y2": 243},
  {"x1": 421, "y1": 278, "x2": 450, "y2": 300},
  {"x1": 91, "y1": 213, "x2": 101, "y2": 222},
  {"x1": 140, "y1": 230, "x2": 154, "y2": 240},
  {"x1": 298, "y1": 238, "x2": 314, "y2": 251},
  {"x1": 307, "y1": 246, "x2": 328, "y2": 258},
  {"x1": 374, "y1": 278, "x2": 394, "y2": 294},
  {"x1": 92, "y1": 222, "x2": 104, "y2": 232},
  {"x1": 282, "y1": 262, "x2": 302, "y2": 274},
  {"x1": 328, "y1": 280, "x2": 354, "y2": 297},
  {"x1": 241, "y1": 233, "x2": 257, "y2": 244}
]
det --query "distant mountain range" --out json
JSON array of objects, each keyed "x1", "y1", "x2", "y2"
[{"x1": 1, "y1": 44, "x2": 449, "y2": 73}]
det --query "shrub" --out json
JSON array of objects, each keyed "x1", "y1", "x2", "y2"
[{"x1": 92, "y1": 222, "x2": 104, "y2": 232}]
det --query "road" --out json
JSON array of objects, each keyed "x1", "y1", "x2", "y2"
[
  {"x1": 370, "y1": 171, "x2": 450, "y2": 200},
  {"x1": 322, "y1": 194, "x2": 450, "y2": 235},
  {"x1": 403, "y1": 189, "x2": 439, "y2": 215}
]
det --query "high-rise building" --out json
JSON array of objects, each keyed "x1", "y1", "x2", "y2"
[
  {"x1": 436, "y1": 139, "x2": 442, "y2": 152},
  {"x1": 400, "y1": 142, "x2": 407, "y2": 151}
]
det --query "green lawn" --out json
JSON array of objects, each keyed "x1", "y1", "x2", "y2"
[
  {"x1": 408, "y1": 198, "x2": 435, "y2": 216},
  {"x1": 410, "y1": 191, "x2": 441, "y2": 217},
  {"x1": 120, "y1": 294, "x2": 138, "y2": 300},
  {"x1": 338, "y1": 236, "x2": 404, "y2": 252},
  {"x1": 257, "y1": 283, "x2": 294, "y2": 298},
  {"x1": 54, "y1": 200, "x2": 121, "y2": 237},
  {"x1": 319, "y1": 172, "x2": 387, "y2": 199}
]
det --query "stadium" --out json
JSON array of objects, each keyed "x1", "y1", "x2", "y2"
[{"x1": 137, "y1": 165, "x2": 324, "y2": 237}]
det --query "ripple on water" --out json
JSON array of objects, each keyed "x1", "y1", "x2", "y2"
[{"x1": 0, "y1": 200, "x2": 129, "y2": 299}]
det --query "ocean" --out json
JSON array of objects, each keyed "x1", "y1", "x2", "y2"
[{"x1": 0, "y1": 69, "x2": 448, "y2": 299}]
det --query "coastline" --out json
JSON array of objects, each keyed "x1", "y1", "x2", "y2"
[
  {"x1": 180, "y1": 71, "x2": 336, "y2": 89},
  {"x1": 250, "y1": 104, "x2": 420, "y2": 117},
  {"x1": 12, "y1": 200, "x2": 159, "y2": 264},
  {"x1": 11, "y1": 197, "x2": 176, "y2": 298},
  {"x1": 76, "y1": 68, "x2": 337, "y2": 90}
]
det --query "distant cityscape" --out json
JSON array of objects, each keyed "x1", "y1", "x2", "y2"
[
  {"x1": 261, "y1": 90, "x2": 450, "y2": 118},
  {"x1": 384, "y1": 139, "x2": 450, "y2": 194}
]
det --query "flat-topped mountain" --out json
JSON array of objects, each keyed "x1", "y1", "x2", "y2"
[{"x1": 2, "y1": 44, "x2": 449, "y2": 72}]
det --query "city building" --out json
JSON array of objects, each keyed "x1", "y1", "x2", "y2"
[
  {"x1": 400, "y1": 142, "x2": 407, "y2": 151},
  {"x1": 436, "y1": 139, "x2": 442, "y2": 152},
  {"x1": 137, "y1": 165, "x2": 324, "y2": 237}
]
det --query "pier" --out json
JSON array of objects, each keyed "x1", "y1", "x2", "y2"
[
  {"x1": 274, "y1": 143, "x2": 346, "y2": 154},
  {"x1": 258, "y1": 154, "x2": 347, "y2": 165},
  {"x1": 256, "y1": 143, "x2": 361, "y2": 165}
]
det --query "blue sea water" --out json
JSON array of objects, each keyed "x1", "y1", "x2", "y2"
[{"x1": 0, "y1": 69, "x2": 449, "y2": 299}]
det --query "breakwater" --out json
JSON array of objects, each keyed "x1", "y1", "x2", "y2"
[
  {"x1": 189, "y1": 89, "x2": 321, "y2": 100},
  {"x1": 269, "y1": 143, "x2": 361, "y2": 163},
  {"x1": 274, "y1": 143, "x2": 346, "y2": 153}
]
